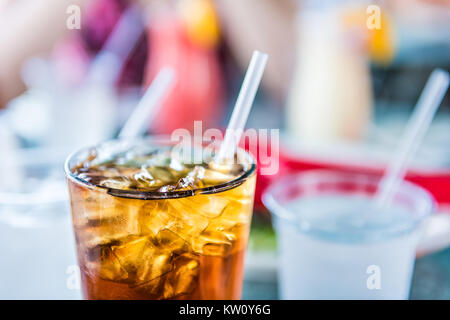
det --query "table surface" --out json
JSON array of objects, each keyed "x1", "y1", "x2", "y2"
[
  {"x1": 242, "y1": 246, "x2": 450, "y2": 300},
  {"x1": 1, "y1": 213, "x2": 449, "y2": 299}
]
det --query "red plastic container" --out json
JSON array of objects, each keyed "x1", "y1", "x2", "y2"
[{"x1": 253, "y1": 143, "x2": 450, "y2": 212}]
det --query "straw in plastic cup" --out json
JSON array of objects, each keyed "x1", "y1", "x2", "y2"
[
  {"x1": 263, "y1": 170, "x2": 434, "y2": 299},
  {"x1": 119, "y1": 67, "x2": 175, "y2": 139},
  {"x1": 375, "y1": 69, "x2": 450, "y2": 207},
  {"x1": 262, "y1": 69, "x2": 447, "y2": 300},
  {"x1": 216, "y1": 51, "x2": 268, "y2": 163}
]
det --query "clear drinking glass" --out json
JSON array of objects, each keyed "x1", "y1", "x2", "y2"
[
  {"x1": 0, "y1": 147, "x2": 79, "y2": 299},
  {"x1": 65, "y1": 137, "x2": 256, "y2": 300},
  {"x1": 263, "y1": 170, "x2": 434, "y2": 300}
]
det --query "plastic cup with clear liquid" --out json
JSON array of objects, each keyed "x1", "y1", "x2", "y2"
[{"x1": 263, "y1": 170, "x2": 434, "y2": 300}]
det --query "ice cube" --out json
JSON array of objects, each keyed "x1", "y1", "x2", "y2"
[
  {"x1": 139, "y1": 201, "x2": 173, "y2": 235},
  {"x1": 133, "y1": 167, "x2": 154, "y2": 183},
  {"x1": 157, "y1": 184, "x2": 179, "y2": 192},
  {"x1": 218, "y1": 196, "x2": 252, "y2": 225},
  {"x1": 110, "y1": 235, "x2": 151, "y2": 273},
  {"x1": 202, "y1": 167, "x2": 235, "y2": 185},
  {"x1": 80, "y1": 197, "x2": 141, "y2": 248},
  {"x1": 166, "y1": 199, "x2": 209, "y2": 239},
  {"x1": 162, "y1": 254, "x2": 199, "y2": 299},
  {"x1": 133, "y1": 254, "x2": 199, "y2": 299},
  {"x1": 191, "y1": 231, "x2": 233, "y2": 256},
  {"x1": 154, "y1": 228, "x2": 190, "y2": 254},
  {"x1": 172, "y1": 166, "x2": 205, "y2": 190},
  {"x1": 85, "y1": 243, "x2": 128, "y2": 282},
  {"x1": 99, "y1": 176, "x2": 133, "y2": 190},
  {"x1": 111, "y1": 234, "x2": 175, "y2": 285},
  {"x1": 146, "y1": 166, "x2": 175, "y2": 184},
  {"x1": 203, "y1": 217, "x2": 242, "y2": 243},
  {"x1": 135, "y1": 251, "x2": 173, "y2": 285},
  {"x1": 175, "y1": 194, "x2": 229, "y2": 219},
  {"x1": 169, "y1": 157, "x2": 185, "y2": 172},
  {"x1": 134, "y1": 272, "x2": 167, "y2": 298},
  {"x1": 206, "y1": 215, "x2": 239, "y2": 232},
  {"x1": 81, "y1": 192, "x2": 117, "y2": 221},
  {"x1": 189, "y1": 203, "x2": 250, "y2": 256}
]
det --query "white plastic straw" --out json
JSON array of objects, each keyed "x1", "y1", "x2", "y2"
[
  {"x1": 119, "y1": 67, "x2": 175, "y2": 139},
  {"x1": 375, "y1": 69, "x2": 449, "y2": 206},
  {"x1": 87, "y1": 5, "x2": 144, "y2": 86},
  {"x1": 216, "y1": 51, "x2": 268, "y2": 162}
]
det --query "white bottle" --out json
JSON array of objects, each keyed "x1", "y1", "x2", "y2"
[{"x1": 286, "y1": 6, "x2": 372, "y2": 144}]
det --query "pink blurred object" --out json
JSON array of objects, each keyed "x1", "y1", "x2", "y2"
[
  {"x1": 82, "y1": 0, "x2": 147, "y2": 89},
  {"x1": 143, "y1": 12, "x2": 224, "y2": 134},
  {"x1": 54, "y1": 0, "x2": 147, "y2": 89},
  {"x1": 52, "y1": 35, "x2": 90, "y2": 87},
  {"x1": 81, "y1": 0, "x2": 126, "y2": 52}
]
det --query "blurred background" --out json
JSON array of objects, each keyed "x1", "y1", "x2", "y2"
[{"x1": 0, "y1": 0, "x2": 449, "y2": 299}]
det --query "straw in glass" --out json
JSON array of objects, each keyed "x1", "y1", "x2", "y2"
[
  {"x1": 216, "y1": 50, "x2": 268, "y2": 162},
  {"x1": 119, "y1": 67, "x2": 175, "y2": 139}
]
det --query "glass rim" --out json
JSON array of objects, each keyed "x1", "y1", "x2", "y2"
[
  {"x1": 64, "y1": 136, "x2": 257, "y2": 200},
  {"x1": 0, "y1": 147, "x2": 71, "y2": 206},
  {"x1": 262, "y1": 169, "x2": 435, "y2": 242}
]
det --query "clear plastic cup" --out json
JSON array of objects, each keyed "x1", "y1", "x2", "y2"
[
  {"x1": 0, "y1": 147, "x2": 79, "y2": 299},
  {"x1": 263, "y1": 170, "x2": 434, "y2": 300},
  {"x1": 65, "y1": 137, "x2": 257, "y2": 300}
]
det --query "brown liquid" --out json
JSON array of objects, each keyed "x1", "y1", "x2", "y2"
[
  {"x1": 68, "y1": 152, "x2": 256, "y2": 300},
  {"x1": 80, "y1": 249, "x2": 246, "y2": 300}
]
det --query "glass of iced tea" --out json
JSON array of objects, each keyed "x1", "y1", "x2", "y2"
[{"x1": 64, "y1": 137, "x2": 256, "y2": 300}]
